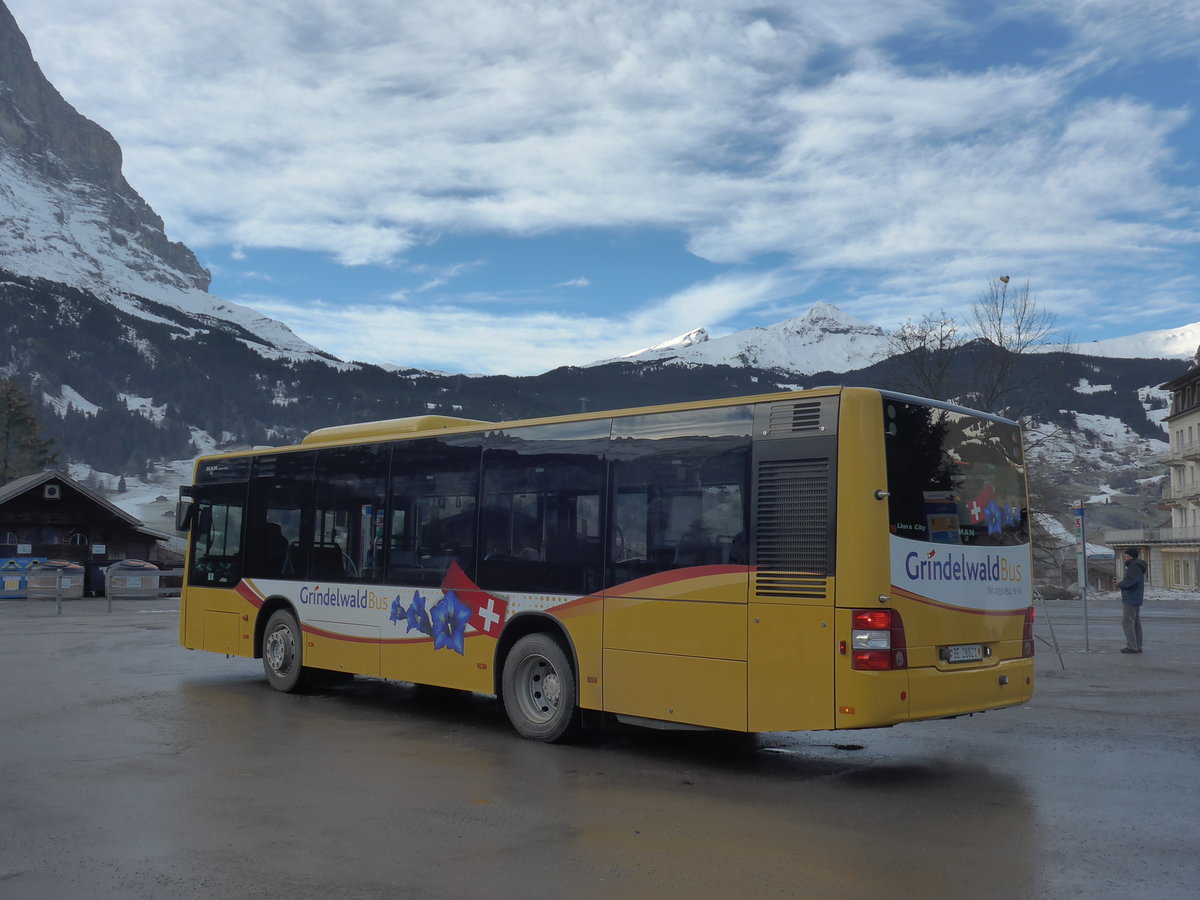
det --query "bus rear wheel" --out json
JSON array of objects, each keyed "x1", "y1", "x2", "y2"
[
  {"x1": 502, "y1": 633, "x2": 578, "y2": 742},
  {"x1": 262, "y1": 609, "x2": 307, "y2": 692}
]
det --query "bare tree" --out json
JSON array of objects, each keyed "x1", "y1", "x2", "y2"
[
  {"x1": 1020, "y1": 424, "x2": 1085, "y2": 585},
  {"x1": 885, "y1": 309, "x2": 963, "y2": 401},
  {"x1": 967, "y1": 275, "x2": 1060, "y2": 416}
]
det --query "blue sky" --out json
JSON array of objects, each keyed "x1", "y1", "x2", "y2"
[{"x1": 9, "y1": 0, "x2": 1200, "y2": 374}]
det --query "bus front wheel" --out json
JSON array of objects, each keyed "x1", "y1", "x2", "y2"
[
  {"x1": 262, "y1": 609, "x2": 307, "y2": 693},
  {"x1": 501, "y1": 633, "x2": 578, "y2": 742}
]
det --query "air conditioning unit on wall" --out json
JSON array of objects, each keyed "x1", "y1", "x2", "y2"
[{"x1": 43, "y1": 484, "x2": 62, "y2": 500}]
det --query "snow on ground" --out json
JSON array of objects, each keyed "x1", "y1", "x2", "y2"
[
  {"x1": 42, "y1": 385, "x2": 169, "y2": 424},
  {"x1": 1141, "y1": 385, "x2": 1172, "y2": 431},
  {"x1": 1074, "y1": 379, "x2": 1112, "y2": 394},
  {"x1": 43, "y1": 384, "x2": 100, "y2": 417},
  {"x1": 66, "y1": 427, "x2": 253, "y2": 557},
  {"x1": 1073, "y1": 411, "x2": 1146, "y2": 447},
  {"x1": 1029, "y1": 410, "x2": 1166, "y2": 476},
  {"x1": 1086, "y1": 486, "x2": 1120, "y2": 505},
  {"x1": 1036, "y1": 512, "x2": 1112, "y2": 557},
  {"x1": 1073, "y1": 586, "x2": 1198, "y2": 607},
  {"x1": 120, "y1": 393, "x2": 167, "y2": 423}
]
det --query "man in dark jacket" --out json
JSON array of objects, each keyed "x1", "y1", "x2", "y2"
[{"x1": 1117, "y1": 547, "x2": 1146, "y2": 654}]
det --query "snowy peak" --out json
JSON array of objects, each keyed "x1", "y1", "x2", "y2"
[
  {"x1": 0, "y1": 3, "x2": 333, "y2": 365},
  {"x1": 794, "y1": 301, "x2": 867, "y2": 333},
  {"x1": 626, "y1": 326, "x2": 711, "y2": 356},
  {"x1": 613, "y1": 303, "x2": 890, "y2": 375},
  {"x1": 0, "y1": 2, "x2": 209, "y2": 296},
  {"x1": 612, "y1": 300, "x2": 1200, "y2": 377}
]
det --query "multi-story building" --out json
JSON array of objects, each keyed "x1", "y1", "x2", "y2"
[{"x1": 1107, "y1": 352, "x2": 1200, "y2": 589}]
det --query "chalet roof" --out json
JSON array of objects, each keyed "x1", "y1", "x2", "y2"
[{"x1": 0, "y1": 470, "x2": 171, "y2": 542}]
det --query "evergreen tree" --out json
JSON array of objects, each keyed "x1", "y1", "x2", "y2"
[{"x1": 0, "y1": 379, "x2": 58, "y2": 484}]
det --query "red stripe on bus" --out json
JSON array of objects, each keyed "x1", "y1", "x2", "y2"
[
  {"x1": 236, "y1": 580, "x2": 264, "y2": 608},
  {"x1": 890, "y1": 585, "x2": 1028, "y2": 616},
  {"x1": 605, "y1": 565, "x2": 751, "y2": 595}
]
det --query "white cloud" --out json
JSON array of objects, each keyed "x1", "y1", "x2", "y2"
[
  {"x1": 412, "y1": 260, "x2": 485, "y2": 292},
  {"x1": 6, "y1": 0, "x2": 1200, "y2": 360},
  {"x1": 240, "y1": 267, "x2": 802, "y2": 373},
  {"x1": 1023, "y1": 0, "x2": 1200, "y2": 60},
  {"x1": 7, "y1": 0, "x2": 960, "y2": 265},
  {"x1": 244, "y1": 294, "x2": 632, "y2": 375}
]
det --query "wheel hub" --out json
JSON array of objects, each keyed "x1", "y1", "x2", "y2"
[
  {"x1": 265, "y1": 627, "x2": 291, "y2": 674},
  {"x1": 541, "y1": 671, "x2": 561, "y2": 708}
]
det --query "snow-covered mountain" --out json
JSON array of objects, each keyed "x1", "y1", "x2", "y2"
[
  {"x1": 612, "y1": 302, "x2": 1200, "y2": 375},
  {"x1": 609, "y1": 303, "x2": 890, "y2": 375},
  {"x1": 0, "y1": 2, "x2": 329, "y2": 364},
  {"x1": 1069, "y1": 323, "x2": 1200, "y2": 363}
]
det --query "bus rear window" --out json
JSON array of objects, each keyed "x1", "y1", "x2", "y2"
[{"x1": 883, "y1": 400, "x2": 1027, "y2": 547}]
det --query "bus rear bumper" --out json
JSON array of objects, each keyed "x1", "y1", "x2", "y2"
[
  {"x1": 906, "y1": 657, "x2": 1034, "y2": 722},
  {"x1": 834, "y1": 658, "x2": 1033, "y2": 729}
]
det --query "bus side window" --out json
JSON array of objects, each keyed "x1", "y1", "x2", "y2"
[
  {"x1": 479, "y1": 440, "x2": 606, "y2": 595},
  {"x1": 609, "y1": 408, "x2": 751, "y2": 585},
  {"x1": 313, "y1": 444, "x2": 389, "y2": 583},
  {"x1": 387, "y1": 437, "x2": 481, "y2": 587}
]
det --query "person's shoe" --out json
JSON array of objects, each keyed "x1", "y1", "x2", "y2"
[
  {"x1": 1135, "y1": 649, "x2": 1143, "y2": 653},
  {"x1": 1120, "y1": 647, "x2": 1137, "y2": 653}
]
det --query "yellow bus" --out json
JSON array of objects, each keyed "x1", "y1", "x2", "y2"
[{"x1": 177, "y1": 387, "x2": 1034, "y2": 741}]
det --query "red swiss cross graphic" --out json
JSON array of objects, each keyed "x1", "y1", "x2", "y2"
[{"x1": 440, "y1": 561, "x2": 508, "y2": 637}]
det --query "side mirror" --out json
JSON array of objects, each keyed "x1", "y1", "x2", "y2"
[{"x1": 176, "y1": 486, "x2": 195, "y2": 531}]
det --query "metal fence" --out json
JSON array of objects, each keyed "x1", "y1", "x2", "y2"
[{"x1": 4, "y1": 572, "x2": 182, "y2": 613}]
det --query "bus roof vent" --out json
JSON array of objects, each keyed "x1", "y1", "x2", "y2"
[{"x1": 756, "y1": 397, "x2": 838, "y2": 438}]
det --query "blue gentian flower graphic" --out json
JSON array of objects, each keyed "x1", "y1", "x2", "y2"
[
  {"x1": 389, "y1": 596, "x2": 406, "y2": 626},
  {"x1": 431, "y1": 590, "x2": 472, "y2": 655},
  {"x1": 406, "y1": 590, "x2": 433, "y2": 636},
  {"x1": 984, "y1": 499, "x2": 1003, "y2": 536}
]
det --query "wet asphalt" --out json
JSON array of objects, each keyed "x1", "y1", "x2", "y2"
[{"x1": 1, "y1": 592, "x2": 1197, "y2": 899}]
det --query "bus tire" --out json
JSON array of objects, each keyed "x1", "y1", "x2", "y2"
[
  {"x1": 501, "y1": 633, "x2": 578, "y2": 742},
  {"x1": 262, "y1": 609, "x2": 307, "y2": 693}
]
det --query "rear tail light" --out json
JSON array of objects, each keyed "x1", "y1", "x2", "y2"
[
  {"x1": 1021, "y1": 606, "x2": 1035, "y2": 658},
  {"x1": 848, "y1": 608, "x2": 907, "y2": 670}
]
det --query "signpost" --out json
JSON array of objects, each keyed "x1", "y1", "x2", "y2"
[{"x1": 1075, "y1": 501, "x2": 1090, "y2": 652}]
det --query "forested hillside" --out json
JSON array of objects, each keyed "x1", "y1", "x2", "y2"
[{"x1": 2, "y1": 266, "x2": 1187, "y2": 479}]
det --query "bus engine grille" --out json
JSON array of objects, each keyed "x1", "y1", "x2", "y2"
[{"x1": 754, "y1": 458, "x2": 831, "y2": 598}]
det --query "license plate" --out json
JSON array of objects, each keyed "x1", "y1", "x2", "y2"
[{"x1": 944, "y1": 643, "x2": 984, "y2": 663}]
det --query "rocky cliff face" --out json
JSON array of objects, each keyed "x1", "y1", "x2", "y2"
[{"x1": 0, "y1": 0, "x2": 210, "y2": 295}]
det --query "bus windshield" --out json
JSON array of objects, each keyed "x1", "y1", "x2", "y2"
[{"x1": 883, "y1": 398, "x2": 1027, "y2": 547}]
